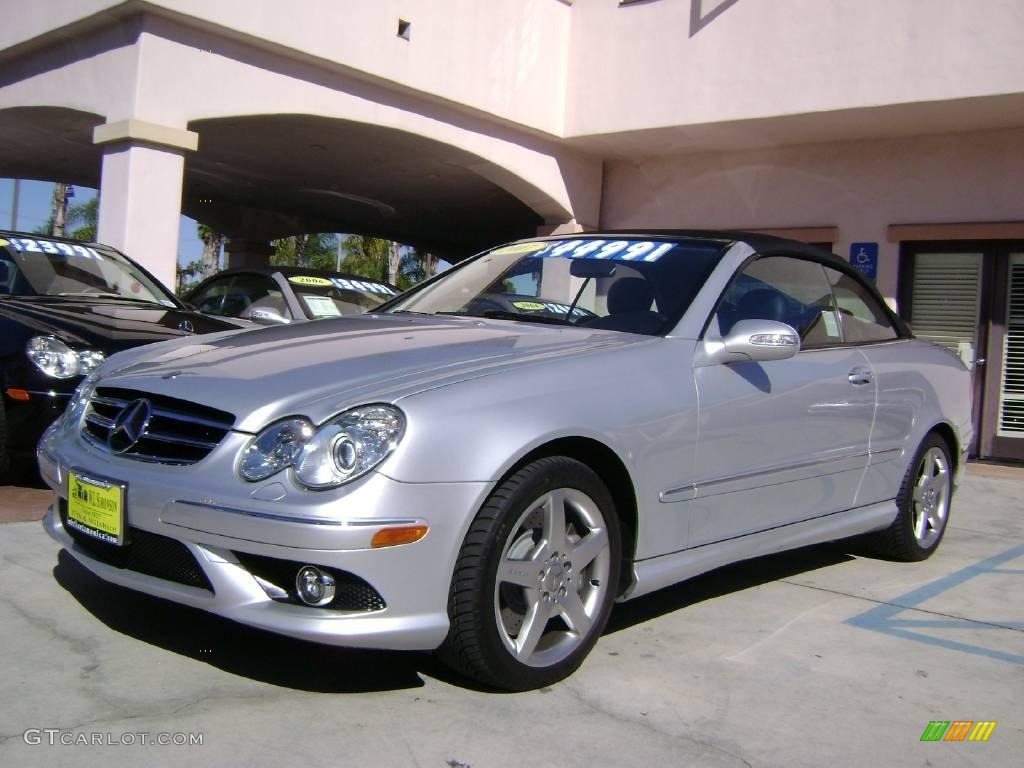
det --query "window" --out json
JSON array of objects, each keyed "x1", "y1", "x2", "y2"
[
  {"x1": 714, "y1": 256, "x2": 842, "y2": 348},
  {"x1": 190, "y1": 277, "x2": 232, "y2": 315},
  {"x1": 824, "y1": 267, "x2": 898, "y2": 343}
]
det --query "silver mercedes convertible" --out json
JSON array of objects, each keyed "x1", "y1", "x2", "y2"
[{"x1": 38, "y1": 231, "x2": 973, "y2": 690}]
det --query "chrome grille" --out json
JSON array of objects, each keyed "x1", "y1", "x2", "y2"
[{"x1": 82, "y1": 387, "x2": 235, "y2": 464}]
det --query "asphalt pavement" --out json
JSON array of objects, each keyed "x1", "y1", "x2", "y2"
[{"x1": 0, "y1": 465, "x2": 1021, "y2": 767}]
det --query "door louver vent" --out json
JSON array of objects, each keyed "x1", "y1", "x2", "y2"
[
  {"x1": 910, "y1": 252, "x2": 982, "y2": 367},
  {"x1": 997, "y1": 256, "x2": 1024, "y2": 436}
]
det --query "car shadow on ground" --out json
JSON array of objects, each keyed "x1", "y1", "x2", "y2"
[
  {"x1": 52, "y1": 541, "x2": 863, "y2": 694},
  {"x1": 605, "y1": 541, "x2": 859, "y2": 635},
  {"x1": 51, "y1": 550, "x2": 467, "y2": 693}
]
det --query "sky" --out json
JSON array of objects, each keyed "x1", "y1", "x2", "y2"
[{"x1": 1, "y1": 178, "x2": 206, "y2": 268}]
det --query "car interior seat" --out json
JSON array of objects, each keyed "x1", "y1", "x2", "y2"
[{"x1": 585, "y1": 277, "x2": 664, "y2": 335}]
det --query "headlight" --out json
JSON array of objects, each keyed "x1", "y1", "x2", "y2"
[
  {"x1": 26, "y1": 336, "x2": 105, "y2": 378},
  {"x1": 239, "y1": 405, "x2": 405, "y2": 489},
  {"x1": 294, "y1": 405, "x2": 406, "y2": 489},
  {"x1": 239, "y1": 418, "x2": 314, "y2": 482}
]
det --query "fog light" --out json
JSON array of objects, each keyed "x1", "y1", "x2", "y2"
[{"x1": 295, "y1": 565, "x2": 336, "y2": 606}]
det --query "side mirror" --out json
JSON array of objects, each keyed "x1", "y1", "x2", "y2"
[
  {"x1": 696, "y1": 319, "x2": 800, "y2": 366},
  {"x1": 248, "y1": 308, "x2": 291, "y2": 326}
]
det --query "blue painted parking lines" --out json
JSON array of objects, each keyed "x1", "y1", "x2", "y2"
[{"x1": 846, "y1": 543, "x2": 1024, "y2": 665}]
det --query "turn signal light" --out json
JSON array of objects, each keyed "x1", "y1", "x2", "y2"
[
  {"x1": 371, "y1": 525, "x2": 428, "y2": 548},
  {"x1": 6, "y1": 388, "x2": 30, "y2": 401}
]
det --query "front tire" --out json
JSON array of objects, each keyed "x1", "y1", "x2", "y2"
[
  {"x1": 439, "y1": 456, "x2": 621, "y2": 691},
  {"x1": 869, "y1": 433, "x2": 953, "y2": 562}
]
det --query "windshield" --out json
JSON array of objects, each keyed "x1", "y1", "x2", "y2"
[
  {"x1": 386, "y1": 237, "x2": 728, "y2": 335},
  {"x1": 287, "y1": 275, "x2": 399, "y2": 318},
  {"x1": 0, "y1": 234, "x2": 177, "y2": 307}
]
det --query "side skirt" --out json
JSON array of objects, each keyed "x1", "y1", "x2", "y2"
[{"x1": 623, "y1": 500, "x2": 898, "y2": 601}]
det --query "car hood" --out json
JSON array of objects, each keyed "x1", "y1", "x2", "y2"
[
  {"x1": 0, "y1": 296, "x2": 247, "y2": 352},
  {"x1": 97, "y1": 314, "x2": 648, "y2": 432}
]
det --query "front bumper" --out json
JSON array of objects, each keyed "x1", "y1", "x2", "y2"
[{"x1": 38, "y1": 427, "x2": 492, "y2": 651}]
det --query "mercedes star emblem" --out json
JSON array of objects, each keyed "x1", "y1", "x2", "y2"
[{"x1": 107, "y1": 398, "x2": 153, "y2": 453}]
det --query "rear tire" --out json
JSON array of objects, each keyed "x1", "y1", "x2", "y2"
[
  {"x1": 439, "y1": 456, "x2": 621, "y2": 691},
  {"x1": 868, "y1": 433, "x2": 953, "y2": 562}
]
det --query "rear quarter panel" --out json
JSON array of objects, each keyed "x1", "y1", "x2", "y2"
[{"x1": 856, "y1": 338, "x2": 973, "y2": 507}]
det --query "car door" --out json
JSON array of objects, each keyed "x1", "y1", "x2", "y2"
[
  {"x1": 822, "y1": 265, "x2": 915, "y2": 507},
  {"x1": 689, "y1": 255, "x2": 876, "y2": 547}
]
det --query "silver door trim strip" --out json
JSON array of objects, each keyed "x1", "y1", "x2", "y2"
[
  {"x1": 659, "y1": 446, "x2": 900, "y2": 503},
  {"x1": 170, "y1": 500, "x2": 418, "y2": 528}
]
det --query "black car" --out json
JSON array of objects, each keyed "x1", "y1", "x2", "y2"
[
  {"x1": 184, "y1": 266, "x2": 400, "y2": 325},
  {"x1": 0, "y1": 231, "x2": 247, "y2": 481}
]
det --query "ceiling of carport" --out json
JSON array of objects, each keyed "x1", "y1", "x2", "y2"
[
  {"x1": 0, "y1": 107, "x2": 105, "y2": 188},
  {"x1": 183, "y1": 115, "x2": 543, "y2": 260},
  {"x1": 0, "y1": 108, "x2": 543, "y2": 261}
]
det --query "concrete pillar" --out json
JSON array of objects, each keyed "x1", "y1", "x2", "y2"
[
  {"x1": 225, "y1": 239, "x2": 275, "y2": 269},
  {"x1": 93, "y1": 120, "x2": 198, "y2": 290}
]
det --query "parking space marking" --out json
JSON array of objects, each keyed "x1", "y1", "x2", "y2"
[{"x1": 844, "y1": 544, "x2": 1024, "y2": 666}]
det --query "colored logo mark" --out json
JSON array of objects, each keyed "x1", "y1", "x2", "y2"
[{"x1": 920, "y1": 720, "x2": 996, "y2": 742}]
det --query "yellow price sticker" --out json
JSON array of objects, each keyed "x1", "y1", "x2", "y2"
[
  {"x1": 288, "y1": 275, "x2": 333, "y2": 287},
  {"x1": 511, "y1": 301, "x2": 547, "y2": 311},
  {"x1": 491, "y1": 242, "x2": 547, "y2": 256}
]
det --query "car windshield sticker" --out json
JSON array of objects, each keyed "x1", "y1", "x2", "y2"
[
  {"x1": 491, "y1": 242, "x2": 548, "y2": 256},
  {"x1": 288, "y1": 275, "x2": 333, "y2": 287},
  {"x1": 0, "y1": 238, "x2": 8, "y2": 247},
  {"x1": 823, "y1": 310, "x2": 840, "y2": 338},
  {"x1": 332, "y1": 277, "x2": 395, "y2": 295},
  {"x1": 532, "y1": 239, "x2": 675, "y2": 263},
  {"x1": 303, "y1": 295, "x2": 342, "y2": 316},
  {"x1": 510, "y1": 299, "x2": 589, "y2": 317},
  {"x1": 5, "y1": 237, "x2": 102, "y2": 259}
]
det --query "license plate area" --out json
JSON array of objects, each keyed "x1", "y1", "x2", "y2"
[{"x1": 67, "y1": 471, "x2": 126, "y2": 546}]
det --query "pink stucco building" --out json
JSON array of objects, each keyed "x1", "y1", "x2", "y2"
[{"x1": 1, "y1": 0, "x2": 1022, "y2": 458}]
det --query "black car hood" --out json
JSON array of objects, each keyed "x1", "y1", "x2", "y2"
[{"x1": 0, "y1": 296, "x2": 245, "y2": 355}]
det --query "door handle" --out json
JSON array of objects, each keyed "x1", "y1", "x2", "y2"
[{"x1": 848, "y1": 368, "x2": 873, "y2": 385}]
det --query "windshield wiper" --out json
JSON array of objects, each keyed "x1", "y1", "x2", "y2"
[
  {"x1": 441, "y1": 309, "x2": 571, "y2": 326},
  {"x1": 54, "y1": 292, "x2": 168, "y2": 305}
]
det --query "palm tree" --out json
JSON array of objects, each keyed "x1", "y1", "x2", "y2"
[{"x1": 197, "y1": 224, "x2": 225, "y2": 277}]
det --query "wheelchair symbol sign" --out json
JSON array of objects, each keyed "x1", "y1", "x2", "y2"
[{"x1": 849, "y1": 242, "x2": 878, "y2": 281}]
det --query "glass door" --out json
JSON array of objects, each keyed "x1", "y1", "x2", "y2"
[
  {"x1": 901, "y1": 241, "x2": 1024, "y2": 461},
  {"x1": 989, "y1": 253, "x2": 1024, "y2": 459}
]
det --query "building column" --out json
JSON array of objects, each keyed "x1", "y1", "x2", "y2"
[
  {"x1": 225, "y1": 239, "x2": 275, "y2": 269},
  {"x1": 93, "y1": 119, "x2": 198, "y2": 290}
]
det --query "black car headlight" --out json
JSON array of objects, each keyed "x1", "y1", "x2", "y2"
[
  {"x1": 239, "y1": 405, "x2": 405, "y2": 489},
  {"x1": 26, "y1": 335, "x2": 105, "y2": 379}
]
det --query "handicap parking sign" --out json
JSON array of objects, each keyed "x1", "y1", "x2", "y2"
[{"x1": 849, "y1": 242, "x2": 878, "y2": 282}]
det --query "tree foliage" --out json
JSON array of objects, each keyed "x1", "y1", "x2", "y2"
[
  {"x1": 270, "y1": 233, "x2": 438, "y2": 290},
  {"x1": 32, "y1": 194, "x2": 98, "y2": 241}
]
